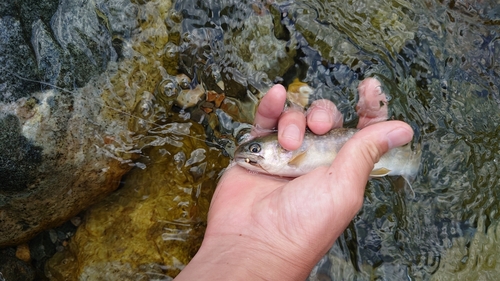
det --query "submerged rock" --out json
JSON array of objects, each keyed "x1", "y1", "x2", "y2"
[
  {"x1": 0, "y1": 0, "x2": 162, "y2": 247},
  {"x1": 0, "y1": 83, "x2": 135, "y2": 248},
  {"x1": 46, "y1": 123, "x2": 229, "y2": 280},
  {"x1": 176, "y1": 84, "x2": 205, "y2": 108},
  {"x1": 288, "y1": 0, "x2": 417, "y2": 68}
]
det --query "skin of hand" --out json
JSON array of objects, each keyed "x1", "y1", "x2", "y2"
[{"x1": 174, "y1": 78, "x2": 414, "y2": 280}]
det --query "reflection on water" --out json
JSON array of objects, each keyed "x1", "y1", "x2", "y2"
[{"x1": 40, "y1": 0, "x2": 500, "y2": 279}]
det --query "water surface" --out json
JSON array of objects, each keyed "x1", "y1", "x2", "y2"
[{"x1": 37, "y1": 0, "x2": 500, "y2": 279}]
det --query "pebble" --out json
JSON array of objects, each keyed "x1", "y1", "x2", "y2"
[
  {"x1": 287, "y1": 78, "x2": 312, "y2": 108},
  {"x1": 15, "y1": 244, "x2": 30, "y2": 262},
  {"x1": 176, "y1": 84, "x2": 205, "y2": 108}
]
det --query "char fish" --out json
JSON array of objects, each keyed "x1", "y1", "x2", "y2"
[{"x1": 234, "y1": 128, "x2": 421, "y2": 182}]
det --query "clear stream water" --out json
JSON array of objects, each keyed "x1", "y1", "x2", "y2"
[
  {"x1": 30, "y1": 0, "x2": 500, "y2": 279},
  {"x1": 167, "y1": 0, "x2": 500, "y2": 279}
]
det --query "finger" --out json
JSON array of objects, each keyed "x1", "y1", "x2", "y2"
[
  {"x1": 252, "y1": 84, "x2": 287, "y2": 136},
  {"x1": 306, "y1": 99, "x2": 343, "y2": 135},
  {"x1": 277, "y1": 107, "x2": 306, "y2": 151},
  {"x1": 328, "y1": 121, "x2": 413, "y2": 216},
  {"x1": 281, "y1": 121, "x2": 413, "y2": 247},
  {"x1": 356, "y1": 77, "x2": 389, "y2": 128}
]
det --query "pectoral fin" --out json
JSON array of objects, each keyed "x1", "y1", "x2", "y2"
[
  {"x1": 370, "y1": 167, "x2": 391, "y2": 177},
  {"x1": 287, "y1": 150, "x2": 308, "y2": 166}
]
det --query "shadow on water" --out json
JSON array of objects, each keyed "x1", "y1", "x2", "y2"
[{"x1": 9, "y1": 0, "x2": 498, "y2": 279}]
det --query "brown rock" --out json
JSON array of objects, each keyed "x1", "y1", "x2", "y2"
[
  {"x1": 214, "y1": 93, "x2": 225, "y2": 108},
  {"x1": 206, "y1": 91, "x2": 225, "y2": 107},
  {"x1": 0, "y1": 248, "x2": 35, "y2": 281},
  {"x1": 206, "y1": 90, "x2": 218, "y2": 102}
]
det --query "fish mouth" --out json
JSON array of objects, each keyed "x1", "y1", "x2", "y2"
[{"x1": 234, "y1": 155, "x2": 264, "y2": 166}]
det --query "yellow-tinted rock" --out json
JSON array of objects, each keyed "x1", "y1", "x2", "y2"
[{"x1": 46, "y1": 122, "x2": 230, "y2": 280}]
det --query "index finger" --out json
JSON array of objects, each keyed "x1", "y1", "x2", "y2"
[{"x1": 252, "y1": 84, "x2": 287, "y2": 136}]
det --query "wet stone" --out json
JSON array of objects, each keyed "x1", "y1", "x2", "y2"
[
  {"x1": 287, "y1": 78, "x2": 313, "y2": 108},
  {"x1": 176, "y1": 84, "x2": 205, "y2": 108},
  {"x1": 0, "y1": 113, "x2": 43, "y2": 192},
  {"x1": 0, "y1": 88, "x2": 132, "y2": 247},
  {"x1": 174, "y1": 0, "x2": 298, "y2": 99},
  {"x1": 0, "y1": 16, "x2": 39, "y2": 102},
  {"x1": 431, "y1": 213, "x2": 500, "y2": 279},
  {"x1": 0, "y1": 0, "x2": 142, "y2": 247}
]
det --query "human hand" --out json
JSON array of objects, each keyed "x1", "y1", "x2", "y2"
[{"x1": 175, "y1": 78, "x2": 413, "y2": 280}]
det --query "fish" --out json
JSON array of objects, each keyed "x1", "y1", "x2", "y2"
[{"x1": 234, "y1": 128, "x2": 421, "y2": 183}]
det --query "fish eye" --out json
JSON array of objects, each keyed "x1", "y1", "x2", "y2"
[{"x1": 248, "y1": 143, "x2": 261, "y2": 153}]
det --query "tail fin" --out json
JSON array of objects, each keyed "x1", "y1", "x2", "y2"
[{"x1": 402, "y1": 143, "x2": 422, "y2": 199}]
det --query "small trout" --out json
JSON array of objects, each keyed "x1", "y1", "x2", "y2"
[{"x1": 234, "y1": 128, "x2": 421, "y2": 181}]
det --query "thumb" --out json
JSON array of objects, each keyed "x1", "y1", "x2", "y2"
[{"x1": 328, "y1": 121, "x2": 414, "y2": 213}]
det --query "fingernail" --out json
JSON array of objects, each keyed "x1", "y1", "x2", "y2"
[
  {"x1": 310, "y1": 109, "x2": 331, "y2": 123},
  {"x1": 282, "y1": 124, "x2": 301, "y2": 141},
  {"x1": 386, "y1": 127, "x2": 413, "y2": 149}
]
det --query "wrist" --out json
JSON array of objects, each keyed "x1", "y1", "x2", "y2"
[{"x1": 175, "y1": 233, "x2": 315, "y2": 280}]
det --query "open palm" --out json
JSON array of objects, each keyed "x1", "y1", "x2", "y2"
[{"x1": 175, "y1": 78, "x2": 413, "y2": 280}]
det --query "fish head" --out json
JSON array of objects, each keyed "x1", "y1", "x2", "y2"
[
  {"x1": 234, "y1": 139, "x2": 268, "y2": 173},
  {"x1": 233, "y1": 135, "x2": 284, "y2": 174}
]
